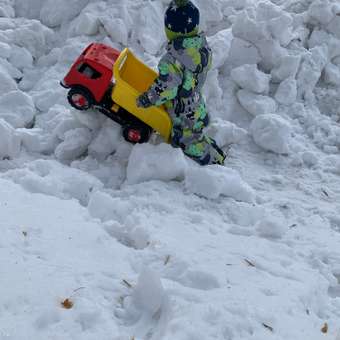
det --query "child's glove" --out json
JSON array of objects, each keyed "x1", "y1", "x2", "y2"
[{"x1": 136, "y1": 93, "x2": 152, "y2": 108}]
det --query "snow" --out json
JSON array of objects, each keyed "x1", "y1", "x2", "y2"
[
  {"x1": 185, "y1": 165, "x2": 256, "y2": 202},
  {"x1": 250, "y1": 114, "x2": 292, "y2": 154},
  {"x1": 0, "y1": 118, "x2": 21, "y2": 159},
  {"x1": 1, "y1": 0, "x2": 340, "y2": 339},
  {"x1": 0, "y1": 90, "x2": 35, "y2": 128},
  {"x1": 237, "y1": 89, "x2": 277, "y2": 116},
  {"x1": 231, "y1": 63, "x2": 271, "y2": 94},
  {"x1": 126, "y1": 143, "x2": 187, "y2": 185},
  {"x1": 274, "y1": 77, "x2": 298, "y2": 105}
]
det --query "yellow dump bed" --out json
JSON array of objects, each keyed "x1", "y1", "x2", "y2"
[{"x1": 111, "y1": 48, "x2": 172, "y2": 142}]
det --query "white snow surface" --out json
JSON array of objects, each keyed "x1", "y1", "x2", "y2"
[{"x1": 1, "y1": 0, "x2": 340, "y2": 339}]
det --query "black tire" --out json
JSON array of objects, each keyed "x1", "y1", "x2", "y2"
[
  {"x1": 67, "y1": 87, "x2": 94, "y2": 111},
  {"x1": 123, "y1": 124, "x2": 152, "y2": 144}
]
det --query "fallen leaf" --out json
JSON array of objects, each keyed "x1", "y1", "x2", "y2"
[
  {"x1": 321, "y1": 323, "x2": 328, "y2": 334},
  {"x1": 61, "y1": 298, "x2": 74, "y2": 309},
  {"x1": 244, "y1": 259, "x2": 255, "y2": 267},
  {"x1": 122, "y1": 279, "x2": 133, "y2": 288},
  {"x1": 164, "y1": 255, "x2": 171, "y2": 265},
  {"x1": 322, "y1": 189, "x2": 329, "y2": 197},
  {"x1": 262, "y1": 323, "x2": 274, "y2": 332}
]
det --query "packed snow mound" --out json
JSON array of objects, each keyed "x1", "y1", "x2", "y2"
[
  {"x1": 126, "y1": 143, "x2": 187, "y2": 185},
  {"x1": 185, "y1": 165, "x2": 255, "y2": 202},
  {"x1": 250, "y1": 114, "x2": 292, "y2": 154}
]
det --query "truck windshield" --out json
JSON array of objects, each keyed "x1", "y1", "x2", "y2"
[{"x1": 77, "y1": 63, "x2": 101, "y2": 79}]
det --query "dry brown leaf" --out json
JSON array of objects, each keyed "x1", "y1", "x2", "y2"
[
  {"x1": 245, "y1": 259, "x2": 256, "y2": 267},
  {"x1": 61, "y1": 298, "x2": 74, "y2": 309},
  {"x1": 262, "y1": 323, "x2": 274, "y2": 332},
  {"x1": 321, "y1": 323, "x2": 328, "y2": 334},
  {"x1": 122, "y1": 279, "x2": 133, "y2": 288},
  {"x1": 164, "y1": 255, "x2": 171, "y2": 265}
]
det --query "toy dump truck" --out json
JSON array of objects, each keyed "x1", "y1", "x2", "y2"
[{"x1": 60, "y1": 43, "x2": 172, "y2": 143}]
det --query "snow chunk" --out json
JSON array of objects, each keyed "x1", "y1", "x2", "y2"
[
  {"x1": 11, "y1": 20, "x2": 54, "y2": 59},
  {"x1": 257, "y1": 39, "x2": 288, "y2": 71},
  {"x1": 55, "y1": 128, "x2": 92, "y2": 161},
  {"x1": 208, "y1": 29, "x2": 233, "y2": 69},
  {"x1": 0, "y1": 58, "x2": 23, "y2": 79},
  {"x1": 237, "y1": 90, "x2": 277, "y2": 116},
  {"x1": 88, "y1": 191, "x2": 130, "y2": 223},
  {"x1": 88, "y1": 120, "x2": 121, "y2": 161},
  {"x1": 17, "y1": 128, "x2": 57, "y2": 154},
  {"x1": 0, "y1": 3, "x2": 14, "y2": 18},
  {"x1": 53, "y1": 118, "x2": 85, "y2": 141},
  {"x1": 271, "y1": 55, "x2": 301, "y2": 83},
  {"x1": 232, "y1": 11, "x2": 269, "y2": 44},
  {"x1": 227, "y1": 38, "x2": 261, "y2": 68},
  {"x1": 40, "y1": 0, "x2": 90, "y2": 28},
  {"x1": 69, "y1": 12, "x2": 100, "y2": 37},
  {"x1": 275, "y1": 77, "x2": 297, "y2": 105},
  {"x1": 126, "y1": 143, "x2": 187, "y2": 185},
  {"x1": 297, "y1": 46, "x2": 329, "y2": 101},
  {"x1": 250, "y1": 114, "x2": 291, "y2": 154},
  {"x1": 327, "y1": 16, "x2": 340, "y2": 39},
  {"x1": 0, "y1": 42, "x2": 11, "y2": 59},
  {"x1": 0, "y1": 91, "x2": 35, "y2": 128},
  {"x1": 308, "y1": 0, "x2": 335, "y2": 26},
  {"x1": 15, "y1": 0, "x2": 45, "y2": 19},
  {"x1": 185, "y1": 165, "x2": 255, "y2": 203},
  {"x1": 100, "y1": 17, "x2": 128, "y2": 46},
  {"x1": 302, "y1": 151, "x2": 319, "y2": 167},
  {"x1": 324, "y1": 62, "x2": 340, "y2": 86},
  {"x1": 132, "y1": 268, "x2": 165, "y2": 315},
  {"x1": 9, "y1": 45, "x2": 33, "y2": 70},
  {"x1": 207, "y1": 120, "x2": 248, "y2": 147},
  {"x1": 256, "y1": 218, "x2": 287, "y2": 239},
  {"x1": 231, "y1": 64, "x2": 271, "y2": 94},
  {"x1": 0, "y1": 119, "x2": 21, "y2": 159},
  {"x1": 135, "y1": 1, "x2": 165, "y2": 55},
  {"x1": 267, "y1": 12, "x2": 294, "y2": 47},
  {"x1": 0, "y1": 66, "x2": 17, "y2": 94}
]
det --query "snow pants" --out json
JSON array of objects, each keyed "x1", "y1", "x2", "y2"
[{"x1": 170, "y1": 111, "x2": 226, "y2": 166}]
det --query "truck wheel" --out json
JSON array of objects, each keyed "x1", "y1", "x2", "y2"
[
  {"x1": 123, "y1": 124, "x2": 152, "y2": 144},
  {"x1": 68, "y1": 87, "x2": 94, "y2": 111}
]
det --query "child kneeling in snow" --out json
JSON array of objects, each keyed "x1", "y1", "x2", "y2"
[{"x1": 137, "y1": 0, "x2": 226, "y2": 166}]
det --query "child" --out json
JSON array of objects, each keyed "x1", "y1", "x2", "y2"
[{"x1": 137, "y1": 0, "x2": 226, "y2": 166}]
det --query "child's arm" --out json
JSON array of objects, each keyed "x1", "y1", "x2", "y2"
[{"x1": 137, "y1": 53, "x2": 183, "y2": 108}]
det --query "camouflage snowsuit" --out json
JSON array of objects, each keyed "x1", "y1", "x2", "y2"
[{"x1": 143, "y1": 34, "x2": 226, "y2": 165}]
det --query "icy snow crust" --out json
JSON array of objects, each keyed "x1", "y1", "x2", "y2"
[{"x1": 1, "y1": 0, "x2": 340, "y2": 339}]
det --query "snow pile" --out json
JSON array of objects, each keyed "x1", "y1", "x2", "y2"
[{"x1": 185, "y1": 165, "x2": 255, "y2": 202}]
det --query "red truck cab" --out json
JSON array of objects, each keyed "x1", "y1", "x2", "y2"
[{"x1": 61, "y1": 43, "x2": 120, "y2": 110}]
